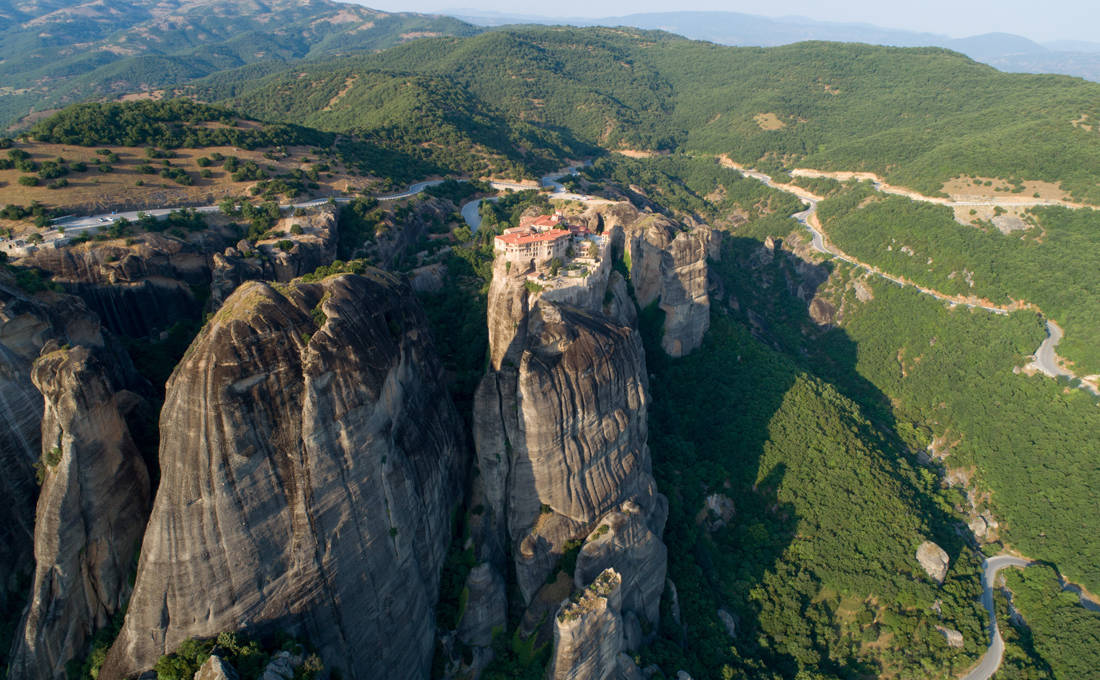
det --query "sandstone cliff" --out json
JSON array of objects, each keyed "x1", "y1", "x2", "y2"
[
  {"x1": 0, "y1": 275, "x2": 109, "y2": 623},
  {"x1": 471, "y1": 244, "x2": 667, "y2": 672},
  {"x1": 550, "y1": 569, "x2": 642, "y2": 680},
  {"x1": 100, "y1": 272, "x2": 464, "y2": 679},
  {"x1": 8, "y1": 343, "x2": 151, "y2": 680},
  {"x1": 581, "y1": 203, "x2": 715, "y2": 358},
  {"x1": 20, "y1": 232, "x2": 222, "y2": 338},
  {"x1": 622, "y1": 213, "x2": 715, "y2": 358}
]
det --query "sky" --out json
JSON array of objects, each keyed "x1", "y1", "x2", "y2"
[{"x1": 362, "y1": 0, "x2": 1097, "y2": 43}]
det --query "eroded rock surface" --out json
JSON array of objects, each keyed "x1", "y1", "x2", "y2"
[
  {"x1": 458, "y1": 563, "x2": 507, "y2": 648},
  {"x1": 8, "y1": 343, "x2": 150, "y2": 680},
  {"x1": 211, "y1": 210, "x2": 337, "y2": 306},
  {"x1": 550, "y1": 569, "x2": 633, "y2": 680},
  {"x1": 101, "y1": 272, "x2": 464, "y2": 679},
  {"x1": 593, "y1": 203, "x2": 715, "y2": 358},
  {"x1": 21, "y1": 232, "x2": 224, "y2": 337},
  {"x1": 0, "y1": 276, "x2": 109, "y2": 622},
  {"x1": 472, "y1": 234, "x2": 669, "y2": 670}
]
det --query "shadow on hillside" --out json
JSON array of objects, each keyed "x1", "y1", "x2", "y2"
[{"x1": 637, "y1": 233, "x2": 971, "y2": 677}]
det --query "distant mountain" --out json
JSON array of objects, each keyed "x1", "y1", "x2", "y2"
[
  {"x1": 0, "y1": 0, "x2": 479, "y2": 127},
  {"x1": 446, "y1": 8, "x2": 1100, "y2": 82}
]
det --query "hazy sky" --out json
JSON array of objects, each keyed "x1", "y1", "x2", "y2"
[{"x1": 363, "y1": 0, "x2": 1096, "y2": 43}]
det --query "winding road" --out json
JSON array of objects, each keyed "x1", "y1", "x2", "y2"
[
  {"x1": 963, "y1": 556, "x2": 1033, "y2": 680},
  {"x1": 40, "y1": 165, "x2": 596, "y2": 242},
  {"x1": 722, "y1": 161, "x2": 1100, "y2": 395}
]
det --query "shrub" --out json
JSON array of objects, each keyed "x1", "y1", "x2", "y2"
[
  {"x1": 47, "y1": 178, "x2": 69, "y2": 189},
  {"x1": 18, "y1": 175, "x2": 38, "y2": 186}
]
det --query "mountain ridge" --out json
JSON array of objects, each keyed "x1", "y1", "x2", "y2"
[{"x1": 444, "y1": 8, "x2": 1100, "y2": 82}]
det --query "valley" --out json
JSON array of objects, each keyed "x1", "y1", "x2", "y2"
[{"x1": 0, "y1": 7, "x2": 1099, "y2": 680}]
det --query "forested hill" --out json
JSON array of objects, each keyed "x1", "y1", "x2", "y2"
[
  {"x1": 199, "y1": 26, "x2": 1100, "y2": 202},
  {"x1": 0, "y1": 0, "x2": 478, "y2": 128}
]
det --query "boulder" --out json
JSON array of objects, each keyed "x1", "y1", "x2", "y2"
[
  {"x1": 194, "y1": 655, "x2": 239, "y2": 680},
  {"x1": 917, "y1": 541, "x2": 950, "y2": 584}
]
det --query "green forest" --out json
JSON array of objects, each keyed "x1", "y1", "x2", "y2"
[
  {"x1": 817, "y1": 184, "x2": 1100, "y2": 373},
  {"x1": 175, "y1": 27, "x2": 1100, "y2": 203},
  {"x1": 1001, "y1": 565, "x2": 1100, "y2": 677}
]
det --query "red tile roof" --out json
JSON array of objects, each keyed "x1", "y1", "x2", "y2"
[{"x1": 495, "y1": 228, "x2": 571, "y2": 246}]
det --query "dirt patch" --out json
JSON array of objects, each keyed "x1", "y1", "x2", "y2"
[
  {"x1": 118, "y1": 90, "x2": 167, "y2": 102},
  {"x1": 1072, "y1": 114, "x2": 1094, "y2": 131},
  {"x1": 614, "y1": 149, "x2": 664, "y2": 159},
  {"x1": 951, "y1": 204, "x2": 1035, "y2": 232},
  {"x1": 753, "y1": 112, "x2": 786, "y2": 130},
  {"x1": 941, "y1": 175, "x2": 1070, "y2": 203},
  {"x1": 852, "y1": 278, "x2": 873, "y2": 302},
  {"x1": 322, "y1": 76, "x2": 358, "y2": 111}
]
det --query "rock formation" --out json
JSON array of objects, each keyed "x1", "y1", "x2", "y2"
[
  {"x1": 100, "y1": 272, "x2": 464, "y2": 679},
  {"x1": 458, "y1": 563, "x2": 507, "y2": 648},
  {"x1": 549, "y1": 569, "x2": 642, "y2": 680},
  {"x1": 7, "y1": 343, "x2": 151, "y2": 680},
  {"x1": 585, "y1": 203, "x2": 716, "y2": 358},
  {"x1": 471, "y1": 227, "x2": 668, "y2": 672},
  {"x1": 917, "y1": 540, "x2": 950, "y2": 584},
  {"x1": 573, "y1": 501, "x2": 667, "y2": 642},
  {"x1": 0, "y1": 274, "x2": 111, "y2": 624},
  {"x1": 210, "y1": 210, "x2": 337, "y2": 306},
  {"x1": 475, "y1": 262, "x2": 663, "y2": 600},
  {"x1": 21, "y1": 232, "x2": 224, "y2": 338},
  {"x1": 194, "y1": 655, "x2": 239, "y2": 680}
]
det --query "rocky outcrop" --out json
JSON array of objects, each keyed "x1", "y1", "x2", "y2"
[
  {"x1": 359, "y1": 197, "x2": 452, "y2": 269},
  {"x1": 458, "y1": 563, "x2": 507, "y2": 648},
  {"x1": 0, "y1": 275, "x2": 110, "y2": 622},
  {"x1": 917, "y1": 541, "x2": 950, "y2": 584},
  {"x1": 20, "y1": 232, "x2": 228, "y2": 338},
  {"x1": 7, "y1": 343, "x2": 151, "y2": 680},
  {"x1": 100, "y1": 272, "x2": 464, "y2": 679},
  {"x1": 472, "y1": 240, "x2": 668, "y2": 669},
  {"x1": 573, "y1": 501, "x2": 667, "y2": 634},
  {"x1": 476, "y1": 291, "x2": 662, "y2": 601},
  {"x1": 194, "y1": 655, "x2": 239, "y2": 680},
  {"x1": 586, "y1": 203, "x2": 715, "y2": 358},
  {"x1": 550, "y1": 569, "x2": 638, "y2": 680},
  {"x1": 210, "y1": 210, "x2": 337, "y2": 306}
]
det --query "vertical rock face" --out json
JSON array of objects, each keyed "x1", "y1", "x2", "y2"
[
  {"x1": 21, "y1": 233, "x2": 223, "y2": 338},
  {"x1": 101, "y1": 273, "x2": 464, "y2": 680},
  {"x1": 472, "y1": 235, "x2": 669, "y2": 673},
  {"x1": 0, "y1": 277, "x2": 108, "y2": 621},
  {"x1": 458, "y1": 563, "x2": 507, "y2": 648},
  {"x1": 8, "y1": 344, "x2": 151, "y2": 680},
  {"x1": 475, "y1": 268, "x2": 662, "y2": 601},
  {"x1": 623, "y1": 214, "x2": 715, "y2": 358},
  {"x1": 573, "y1": 501, "x2": 667, "y2": 629},
  {"x1": 550, "y1": 569, "x2": 627, "y2": 680}
]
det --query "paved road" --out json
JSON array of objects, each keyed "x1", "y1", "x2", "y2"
[
  {"x1": 733, "y1": 166, "x2": 1012, "y2": 315},
  {"x1": 376, "y1": 179, "x2": 445, "y2": 201},
  {"x1": 962, "y1": 556, "x2": 1033, "y2": 680},
  {"x1": 1030, "y1": 321, "x2": 1073, "y2": 379}
]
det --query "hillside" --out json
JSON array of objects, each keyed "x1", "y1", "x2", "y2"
[
  {"x1": 1, "y1": 18, "x2": 1099, "y2": 680},
  {"x1": 0, "y1": 0, "x2": 478, "y2": 128},
  {"x1": 201, "y1": 27, "x2": 1100, "y2": 204},
  {"x1": 451, "y1": 10, "x2": 1100, "y2": 82}
]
